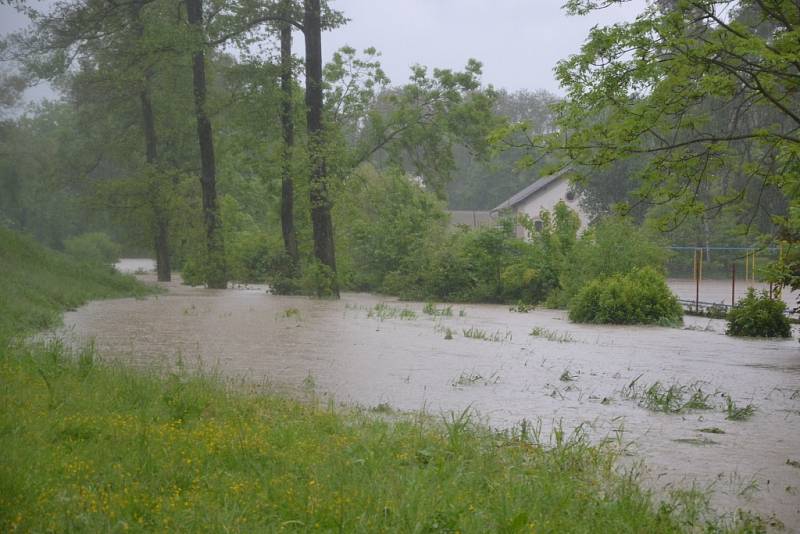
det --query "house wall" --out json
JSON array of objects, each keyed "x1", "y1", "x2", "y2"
[{"x1": 513, "y1": 179, "x2": 588, "y2": 238}]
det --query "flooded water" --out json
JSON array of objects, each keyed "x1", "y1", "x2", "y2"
[{"x1": 61, "y1": 261, "x2": 800, "y2": 529}]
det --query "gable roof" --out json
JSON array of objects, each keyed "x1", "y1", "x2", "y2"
[{"x1": 491, "y1": 166, "x2": 572, "y2": 213}]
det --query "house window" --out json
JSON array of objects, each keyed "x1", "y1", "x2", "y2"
[
  {"x1": 565, "y1": 191, "x2": 576, "y2": 202},
  {"x1": 534, "y1": 219, "x2": 543, "y2": 232}
]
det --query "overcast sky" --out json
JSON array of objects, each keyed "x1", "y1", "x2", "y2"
[{"x1": 1, "y1": 0, "x2": 647, "y2": 100}]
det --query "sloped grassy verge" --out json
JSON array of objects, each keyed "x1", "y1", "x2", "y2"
[{"x1": 0, "y1": 227, "x2": 154, "y2": 339}]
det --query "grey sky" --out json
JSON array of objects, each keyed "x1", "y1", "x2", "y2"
[
  {"x1": 325, "y1": 0, "x2": 646, "y2": 94},
  {"x1": 1, "y1": 0, "x2": 647, "y2": 100}
]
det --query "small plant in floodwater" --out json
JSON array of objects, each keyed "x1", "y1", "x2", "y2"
[
  {"x1": 530, "y1": 326, "x2": 574, "y2": 343},
  {"x1": 725, "y1": 396, "x2": 755, "y2": 421},
  {"x1": 462, "y1": 327, "x2": 512, "y2": 342},
  {"x1": 458, "y1": 309, "x2": 467, "y2": 317},
  {"x1": 451, "y1": 370, "x2": 483, "y2": 387},
  {"x1": 279, "y1": 307, "x2": 301, "y2": 320},
  {"x1": 302, "y1": 372, "x2": 316, "y2": 391},
  {"x1": 697, "y1": 427, "x2": 725, "y2": 434},
  {"x1": 423, "y1": 302, "x2": 453, "y2": 317},
  {"x1": 462, "y1": 327, "x2": 488, "y2": 340},
  {"x1": 451, "y1": 370, "x2": 499, "y2": 387},
  {"x1": 510, "y1": 302, "x2": 534, "y2": 313},
  {"x1": 559, "y1": 369, "x2": 577, "y2": 382},
  {"x1": 622, "y1": 377, "x2": 713, "y2": 414},
  {"x1": 444, "y1": 328, "x2": 454, "y2": 340},
  {"x1": 399, "y1": 308, "x2": 417, "y2": 320},
  {"x1": 367, "y1": 303, "x2": 413, "y2": 321}
]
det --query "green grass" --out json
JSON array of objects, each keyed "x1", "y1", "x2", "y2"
[
  {"x1": 1, "y1": 339, "x2": 725, "y2": 533},
  {"x1": 0, "y1": 227, "x2": 155, "y2": 340}
]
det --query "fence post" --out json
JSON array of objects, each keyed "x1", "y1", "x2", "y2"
[
  {"x1": 695, "y1": 248, "x2": 700, "y2": 313},
  {"x1": 731, "y1": 263, "x2": 736, "y2": 307}
]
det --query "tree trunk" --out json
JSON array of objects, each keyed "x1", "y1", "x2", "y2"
[
  {"x1": 304, "y1": 0, "x2": 338, "y2": 296},
  {"x1": 133, "y1": 0, "x2": 172, "y2": 282},
  {"x1": 186, "y1": 0, "x2": 226, "y2": 289},
  {"x1": 280, "y1": 14, "x2": 299, "y2": 265},
  {"x1": 139, "y1": 81, "x2": 172, "y2": 282}
]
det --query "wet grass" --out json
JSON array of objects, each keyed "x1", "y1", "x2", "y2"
[
  {"x1": 462, "y1": 327, "x2": 512, "y2": 342},
  {"x1": 725, "y1": 397, "x2": 756, "y2": 421},
  {"x1": 0, "y1": 338, "x2": 730, "y2": 533},
  {"x1": 367, "y1": 303, "x2": 417, "y2": 321},
  {"x1": 450, "y1": 370, "x2": 500, "y2": 387},
  {"x1": 422, "y1": 302, "x2": 453, "y2": 317},
  {"x1": 0, "y1": 228, "x2": 156, "y2": 341},
  {"x1": 529, "y1": 326, "x2": 575, "y2": 343},
  {"x1": 559, "y1": 369, "x2": 578, "y2": 382},
  {"x1": 621, "y1": 377, "x2": 713, "y2": 414}
]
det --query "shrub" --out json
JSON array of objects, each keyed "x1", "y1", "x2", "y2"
[
  {"x1": 63, "y1": 232, "x2": 121, "y2": 266},
  {"x1": 726, "y1": 289, "x2": 791, "y2": 338},
  {"x1": 568, "y1": 267, "x2": 683, "y2": 325},
  {"x1": 554, "y1": 217, "x2": 668, "y2": 308}
]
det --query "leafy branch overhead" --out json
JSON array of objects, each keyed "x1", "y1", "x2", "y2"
[{"x1": 552, "y1": 0, "x2": 798, "y2": 228}]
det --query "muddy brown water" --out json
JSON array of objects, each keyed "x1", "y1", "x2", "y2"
[{"x1": 58, "y1": 260, "x2": 800, "y2": 529}]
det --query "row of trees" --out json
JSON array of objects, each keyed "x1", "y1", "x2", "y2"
[
  {"x1": 1, "y1": 0, "x2": 796, "y2": 297},
  {"x1": 1, "y1": 0, "x2": 496, "y2": 296}
]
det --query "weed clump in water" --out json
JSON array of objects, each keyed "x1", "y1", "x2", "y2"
[
  {"x1": 725, "y1": 397, "x2": 756, "y2": 421},
  {"x1": 423, "y1": 302, "x2": 453, "y2": 317},
  {"x1": 622, "y1": 376, "x2": 713, "y2": 414},
  {"x1": 530, "y1": 326, "x2": 574, "y2": 343}
]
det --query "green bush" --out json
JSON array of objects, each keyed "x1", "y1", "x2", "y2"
[
  {"x1": 569, "y1": 267, "x2": 683, "y2": 326},
  {"x1": 63, "y1": 232, "x2": 121, "y2": 266},
  {"x1": 554, "y1": 217, "x2": 668, "y2": 308},
  {"x1": 726, "y1": 289, "x2": 791, "y2": 338}
]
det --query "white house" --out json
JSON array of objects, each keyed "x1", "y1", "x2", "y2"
[{"x1": 490, "y1": 167, "x2": 589, "y2": 238}]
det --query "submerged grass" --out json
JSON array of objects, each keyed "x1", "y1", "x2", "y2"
[{"x1": 622, "y1": 377, "x2": 714, "y2": 414}]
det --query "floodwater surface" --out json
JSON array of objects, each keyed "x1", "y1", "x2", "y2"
[{"x1": 61, "y1": 261, "x2": 800, "y2": 529}]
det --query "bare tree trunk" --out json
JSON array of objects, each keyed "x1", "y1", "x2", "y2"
[
  {"x1": 304, "y1": 0, "x2": 338, "y2": 296},
  {"x1": 186, "y1": 0, "x2": 226, "y2": 288},
  {"x1": 280, "y1": 14, "x2": 298, "y2": 265},
  {"x1": 139, "y1": 80, "x2": 172, "y2": 282}
]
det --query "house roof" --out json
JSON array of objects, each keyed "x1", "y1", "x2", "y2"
[
  {"x1": 491, "y1": 166, "x2": 573, "y2": 213},
  {"x1": 447, "y1": 210, "x2": 494, "y2": 228}
]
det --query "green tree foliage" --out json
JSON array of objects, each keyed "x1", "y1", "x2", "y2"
[
  {"x1": 449, "y1": 89, "x2": 562, "y2": 210},
  {"x1": 726, "y1": 288, "x2": 791, "y2": 337},
  {"x1": 64, "y1": 232, "x2": 122, "y2": 266},
  {"x1": 334, "y1": 165, "x2": 448, "y2": 292},
  {"x1": 569, "y1": 267, "x2": 683, "y2": 325},
  {"x1": 554, "y1": 0, "x2": 797, "y2": 275},
  {"x1": 555, "y1": 217, "x2": 670, "y2": 306}
]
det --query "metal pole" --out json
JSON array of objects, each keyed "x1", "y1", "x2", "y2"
[{"x1": 695, "y1": 249, "x2": 700, "y2": 313}]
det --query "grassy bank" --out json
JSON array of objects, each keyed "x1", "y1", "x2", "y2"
[
  {"x1": 0, "y1": 229, "x2": 758, "y2": 532},
  {"x1": 0, "y1": 227, "x2": 154, "y2": 339},
  {"x1": 2, "y1": 341, "x2": 714, "y2": 533}
]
